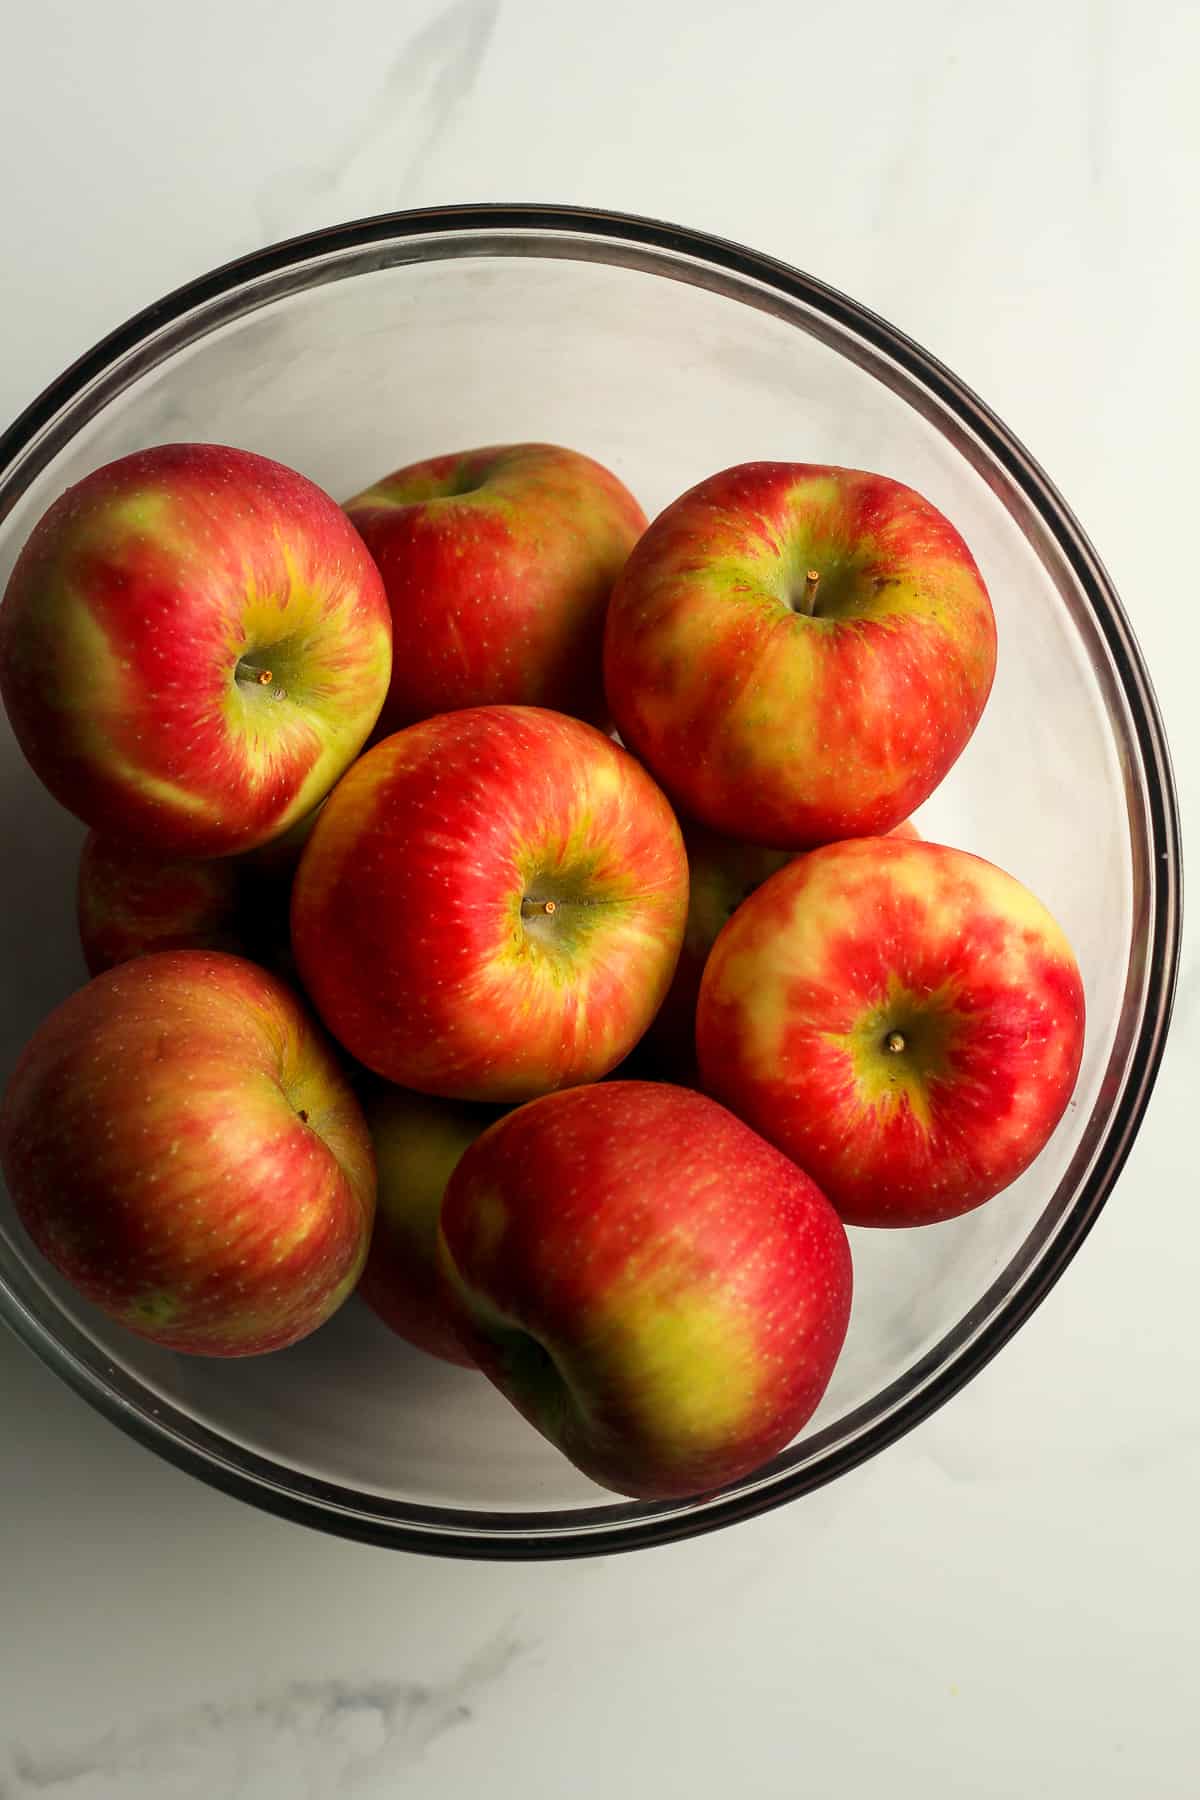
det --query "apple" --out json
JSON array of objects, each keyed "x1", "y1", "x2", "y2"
[
  {"x1": 645, "y1": 816, "x2": 920, "y2": 1077},
  {"x1": 344, "y1": 443, "x2": 646, "y2": 734},
  {"x1": 291, "y1": 705, "x2": 689, "y2": 1101},
  {"x1": 696, "y1": 837, "x2": 1085, "y2": 1226},
  {"x1": 76, "y1": 807, "x2": 320, "y2": 976},
  {"x1": 0, "y1": 443, "x2": 392, "y2": 857},
  {"x1": 644, "y1": 826, "x2": 793, "y2": 1075},
  {"x1": 77, "y1": 831, "x2": 244, "y2": 974},
  {"x1": 357, "y1": 1085, "x2": 501, "y2": 1366},
  {"x1": 0, "y1": 951, "x2": 375, "y2": 1354},
  {"x1": 603, "y1": 462, "x2": 996, "y2": 847},
  {"x1": 438, "y1": 1081, "x2": 852, "y2": 1499}
]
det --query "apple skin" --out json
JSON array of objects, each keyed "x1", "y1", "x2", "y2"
[
  {"x1": 77, "y1": 831, "x2": 244, "y2": 974},
  {"x1": 644, "y1": 826, "x2": 793, "y2": 1075},
  {"x1": 438, "y1": 1081, "x2": 852, "y2": 1500},
  {"x1": 603, "y1": 463, "x2": 996, "y2": 848},
  {"x1": 0, "y1": 951, "x2": 376, "y2": 1354},
  {"x1": 0, "y1": 444, "x2": 392, "y2": 857},
  {"x1": 357, "y1": 1086, "x2": 501, "y2": 1366},
  {"x1": 645, "y1": 817, "x2": 919, "y2": 1077},
  {"x1": 344, "y1": 443, "x2": 646, "y2": 734},
  {"x1": 291, "y1": 706, "x2": 689, "y2": 1102},
  {"x1": 76, "y1": 808, "x2": 320, "y2": 976},
  {"x1": 696, "y1": 837, "x2": 1085, "y2": 1227}
]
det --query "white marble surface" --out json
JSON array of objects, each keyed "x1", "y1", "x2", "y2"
[{"x1": 1, "y1": 1, "x2": 1197, "y2": 1794}]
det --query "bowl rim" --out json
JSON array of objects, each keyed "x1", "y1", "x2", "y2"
[{"x1": 0, "y1": 202, "x2": 1183, "y2": 1559}]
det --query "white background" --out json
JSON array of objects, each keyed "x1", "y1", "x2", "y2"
[{"x1": 2, "y1": 2, "x2": 1197, "y2": 1794}]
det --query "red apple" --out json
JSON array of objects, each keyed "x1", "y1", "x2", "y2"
[
  {"x1": 76, "y1": 807, "x2": 320, "y2": 976},
  {"x1": 438, "y1": 1081, "x2": 852, "y2": 1499},
  {"x1": 0, "y1": 951, "x2": 375, "y2": 1354},
  {"x1": 646, "y1": 816, "x2": 920, "y2": 1077},
  {"x1": 357, "y1": 1085, "x2": 501, "y2": 1366},
  {"x1": 697, "y1": 837, "x2": 1085, "y2": 1226},
  {"x1": 0, "y1": 444, "x2": 392, "y2": 856},
  {"x1": 77, "y1": 831, "x2": 244, "y2": 974},
  {"x1": 291, "y1": 706, "x2": 689, "y2": 1102},
  {"x1": 604, "y1": 463, "x2": 996, "y2": 847},
  {"x1": 344, "y1": 443, "x2": 646, "y2": 734}
]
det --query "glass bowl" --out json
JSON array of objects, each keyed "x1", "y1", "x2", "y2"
[{"x1": 0, "y1": 205, "x2": 1180, "y2": 1559}]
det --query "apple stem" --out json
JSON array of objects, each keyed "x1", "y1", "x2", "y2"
[
  {"x1": 255, "y1": 669, "x2": 274, "y2": 686},
  {"x1": 794, "y1": 569, "x2": 820, "y2": 617},
  {"x1": 521, "y1": 897, "x2": 558, "y2": 919},
  {"x1": 884, "y1": 1030, "x2": 906, "y2": 1054}
]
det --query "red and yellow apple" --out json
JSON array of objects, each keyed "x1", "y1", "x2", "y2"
[
  {"x1": 697, "y1": 837, "x2": 1085, "y2": 1226},
  {"x1": 291, "y1": 705, "x2": 689, "y2": 1101},
  {"x1": 0, "y1": 443, "x2": 392, "y2": 856},
  {"x1": 344, "y1": 443, "x2": 645, "y2": 733},
  {"x1": 604, "y1": 463, "x2": 996, "y2": 847},
  {"x1": 76, "y1": 807, "x2": 320, "y2": 976},
  {"x1": 0, "y1": 951, "x2": 375, "y2": 1354},
  {"x1": 357, "y1": 1085, "x2": 501, "y2": 1365},
  {"x1": 438, "y1": 1081, "x2": 852, "y2": 1499},
  {"x1": 645, "y1": 826, "x2": 793, "y2": 1075},
  {"x1": 77, "y1": 830, "x2": 245, "y2": 974}
]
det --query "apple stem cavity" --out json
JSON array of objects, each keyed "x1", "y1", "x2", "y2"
[
  {"x1": 884, "y1": 1030, "x2": 907, "y2": 1054},
  {"x1": 235, "y1": 656, "x2": 284, "y2": 697}
]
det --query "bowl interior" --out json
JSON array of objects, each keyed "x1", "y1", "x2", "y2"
[{"x1": 0, "y1": 220, "x2": 1168, "y2": 1547}]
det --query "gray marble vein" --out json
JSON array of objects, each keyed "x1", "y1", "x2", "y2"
[
  {"x1": 4, "y1": 1631, "x2": 525, "y2": 1798},
  {"x1": 256, "y1": 0, "x2": 502, "y2": 241}
]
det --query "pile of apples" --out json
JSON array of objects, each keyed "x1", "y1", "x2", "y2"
[{"x1": 0, "y1": 440, "x2": 1086, "y2": 1502}]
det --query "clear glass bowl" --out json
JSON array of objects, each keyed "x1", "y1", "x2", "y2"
[{"x1": 0, "y1": 205, "x2": 1181, "y2": 1558}]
